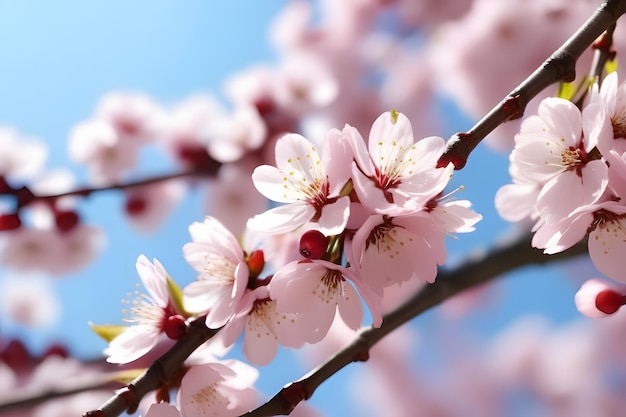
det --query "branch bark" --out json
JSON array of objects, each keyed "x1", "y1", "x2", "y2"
[
  {"x1": 438, "y1": 0, "x2": 626, "y2": 170},
  {"x1": 240, "y1": 232, "x2": 588, "y2": 416}
]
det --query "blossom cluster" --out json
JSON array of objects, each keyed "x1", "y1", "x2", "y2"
[
  {"x1": 97, "y1": 110, "x2": 481, "y2": 416},
  {"x1": 496, "y1": 71, "x2": 626, "y2": 315}
]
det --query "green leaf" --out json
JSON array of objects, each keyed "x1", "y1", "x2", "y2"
[
  {"x1": 167, "y1": 275, "x2": 189, "y2": 317},
  {"x1": 605, "y1": 58, "x2": 618, "y2": 75},
  {"x1": 557, "y1": 81, "x2": 576, "y2": 100},
  {"x1": 89, "y1": 323, "x2": 127, "y2": 343},
  {"x1": 109, "y1": 368, "x2": 146, "y2": 384}
]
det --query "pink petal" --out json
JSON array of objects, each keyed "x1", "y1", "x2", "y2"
[
  {"x1": 246, "y1": 203, "x2": 315, "y2": 234},
  {"x1": 317, "y1": 196, "x2": 350, "y2": 235}
]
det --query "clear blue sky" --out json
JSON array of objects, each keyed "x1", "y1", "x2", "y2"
[{"x1": 0, "y1": 2, "x2": 590, "y2": 416}]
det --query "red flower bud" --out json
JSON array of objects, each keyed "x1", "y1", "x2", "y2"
[{"x1": 299, "y1": 230, "x2": 329, "y2": 259}]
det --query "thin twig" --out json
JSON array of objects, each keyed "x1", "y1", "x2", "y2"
[{"x1": 438, "y1": 0, "x2": 626, "y2": 170}]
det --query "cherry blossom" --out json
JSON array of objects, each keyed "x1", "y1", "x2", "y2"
[
  {"x1": 206, "y1": 104, "x2": 267, "y2": 163},
  {"x1": 178, "y1": 360, "x2": 258, "y2": 417},
  {"x1": 499, "y1": 97, "x2": 608, "y2": 223},
  {"x1": 123, "y1": 180, "x2": 187, "y2": 233},
  {"x1": 220, "y1": 285, "x2": 304, "y2": 366},
  {"x1": 95, "y1": 92, "x2": 163, "y2": 144},
  {"x1": 0, "y1": 275, "x2": 61, "y2": 328},
  {"x1": 347, "y1": 110, "x2": 453, "y2": 214},
  {"x1": 532, "y1": 199, "x2": 626, "y2": 283},
  {"x1": 247, "y1": 131, "x2": 352, "y2": 235},
  {"x1": 587, "y1": 71, "x2": 626, "y2": 156},
  {"x1": 105, "y1": 255, "x2": 181, "y2": 364},
  {"x1": 0, "y1": 128, "x2": 47, "y2": 181},
  {"x1": 205, "y1": 162, "x2": 269, "y2": 238},
  {"x1": 182, "y1": 216, "x2": 249, "y2": 328},
  {"x1": 270, "y1": 259, "x2": 381, "y2": 343},
  {"x1": 348, "y1": 213, "x2": 447, "y2": 297},
  {"x1": 68, "y1": 119, "x2": 139, "y2": 184},
  {"x1": 158, "y1": 94, "x2": 223, "y2": 169}
]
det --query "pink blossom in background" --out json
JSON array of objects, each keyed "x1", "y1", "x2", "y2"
[
  {"x1": 158, "y1": 94, "x2": 224, "y2": 169},
  {"x1": 206, "y1": 104, "x2": 267, "y2": 163},
  {"x1": 123, "y1": 180, "x2": 187, "y2": 234},
  {"x1": 67, "y1": 119, "x2": 140, "y2": 185},
  {"x1": 0, "y1": 128, "x2": 47, "y2": 181},
  {"x1": 427, "y1": 0, "x2": 597, "y2": 150},
  {"x1": 94, "y1": 92, "x2": 163, "y2": 144},
  {"x1": 205, "y1": 162, "x2": 269, "y2": 238},
  {"x1": 0, "y1": 275, "x2": 61, "y2": 328}
]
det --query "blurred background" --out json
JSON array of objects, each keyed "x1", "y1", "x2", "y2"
[{"x1": 0, "y1": 1, "x2": 622, "y2": 416}]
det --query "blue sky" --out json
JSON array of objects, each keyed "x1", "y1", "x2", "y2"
[{"x1": 0, "y1": 2, "x2": 593, "y2": 416}]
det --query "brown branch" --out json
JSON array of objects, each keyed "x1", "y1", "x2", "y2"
[
  {"x1": 437, "y1": 0, "x2": 626, "y2": 170},
  {"x1": 240, "y1": 232, "x2": 589, "y2": 416},
  {"x1": 82, "y1": 316, "x2": 221, "y2": 417},
  {"x1": 0, "y1": 371, "x2": 119, "y2": 414},
  {"x1": 12, "y1": 162, "x2": 221, "y2": 210}
]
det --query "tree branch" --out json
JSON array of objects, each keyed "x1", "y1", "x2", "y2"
[
  {"x1": 240, "y1": 232, "x2": 589, "y2": 416},
  {"x1": 82, "y1": 317, "x2": 221, "y2": 417},
  {"x1": 437, "y1": 0, "x2": 626, "y2": 170}
]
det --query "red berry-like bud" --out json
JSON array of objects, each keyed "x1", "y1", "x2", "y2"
[
  {"x1": 246, "y1": 250, "x2": 265, "y2": 279},
  {"x1": 299, "y1": 230, "x2": 329, "y2": 259},
  {"x1": 1, "y1": 339, "x2": 31, "y2": 370},
  {"x1": 0, "y1": 213, "x2": 21, "y2": 231},
  {"x1": 125, "y1": 195, "x2": 147, "y2": 215},
  {"x1": 55, "y1": 210, "x2": 80, "y2": 232},
  {"x1": 42, "y1": 343, "x2": 69, "y2": 359},
  {"x1": 595, "y1": 289, "x2": 626, "y2": 315},
  {"x1": 164, "y1": 315, "x2": 188, "y2": 340}
]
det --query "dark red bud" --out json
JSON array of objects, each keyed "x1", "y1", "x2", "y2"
[
  {"x1": 125, "y1": 195, "x2": 147, "y2": 215},
  {"x1": 0, "y1": 213, "x2": 21, "y2": 231},
  {"x1": 55, "y1": 210, "x2": 80, "y2": 232},
  {"x1": 595, "y1": 289, "x2": 626, "y2": 315},
  {"x1": 246, "y1": 250, "x2": 265, "y2": 279},
  {"x1": 164, "y1": 315, "x2": 188, "y2": 340},
  {"x1": 299, "y1": 230, "x2": 329, "y2": 259}
]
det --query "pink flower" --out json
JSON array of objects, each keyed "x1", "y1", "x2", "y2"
[
  {"x1": 105, "y1": 255, "x2": 177, "y2": 364},
  {"x1": 145, "y1": 403, "x2": 182, "y2": 417},
  {"x1": 178, "y1": 360, "x2": 258, "y2": 417},
  {"x1": 182, "y1": 217, "x2": 249, "y2": 328},
  {"x1": 348, "y1": 213, "x2": 447, "y2": 296},
  {"x1": 205, "y1": 162, "x2": 269, "y2": 238},
  {"x1": 0, "y1": 275, "x2": 60, "y2": 328},
  {"x1": 587, "y1": 71, "x2": 626, "y2": 156},
  {"x1": 221, "y1": 286, "x2": 304, "y2": 366},
  {"x1": 248, "y1": 132, "x2": 352, "y2": 235},
  {"x1": 347, "y1": 110, "x2": 453, "y2": 214},
  {"x1": 206, "y1": 104, "x2": 267, "y2": 163},
  {"x1": 270, "y1": 259, "x2": 382, "y2": 344},
  {"x1": 505, "y1": 97, "x2": 608, "y2": 223},
  {"x1": 123, "y1": 180, "x2": 187, "y2": 233},
  {"x1": 532, "y1": 199, "x2": 626, "y2": 283},
  {"x1": 68, "y1": 119, "x2": 139, "y2": 185},
  {"x1": 0, "y1": 127, "x2": 47, "y2": 181},
  {"x1": 95, "y1": 92, "x2": 163, "y2": 144}
]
